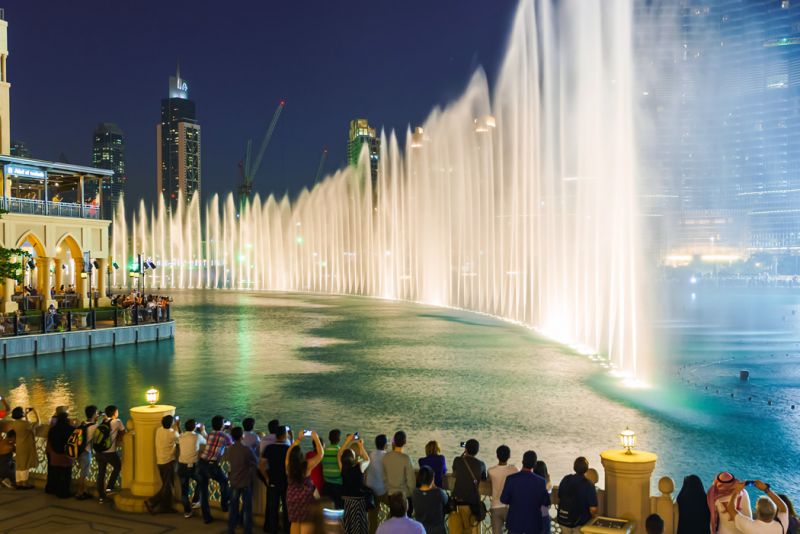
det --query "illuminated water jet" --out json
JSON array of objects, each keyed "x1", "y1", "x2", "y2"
[{"x1": 113, "y1": 0, "x2": 649, "y2": 378}]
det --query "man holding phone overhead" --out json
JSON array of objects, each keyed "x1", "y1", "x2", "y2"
[{"x1": 198, "y1": 415, "x2": 234, "y2": 524}]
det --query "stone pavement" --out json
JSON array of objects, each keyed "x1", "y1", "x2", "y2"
[{"x1": 0, "y1": 486, "x2": 234, "y2": 534}]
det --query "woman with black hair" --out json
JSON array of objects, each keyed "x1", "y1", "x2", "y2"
[
  {"x1": 677, "y1": 474, "x2": 710, "y2": 534},
  {"x1": 340, "y1": 434, "x2": 371, "y2": 534},
  {"x1": 286, "y1": 430, "x2": 324, "y2": 534},
  {"x1": 45, "y1": 411, "x2": 74, "y2": 498},
  {"x1": 412, "y1": 465, "x2": 449, "y2": 534}
]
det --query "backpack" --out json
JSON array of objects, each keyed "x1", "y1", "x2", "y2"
[
  {"x1": 92, "y1": 420, "x2": 113, "y2": 453},
  {"x1": 65, "y1": 424, "x2": 89, "y2": 458},
  {"x1": 557, "y1": 477, "x2": 583, "y2": 528}
]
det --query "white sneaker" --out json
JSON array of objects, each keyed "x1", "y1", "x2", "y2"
[
  {"x1": 1, "y1": 478, "x2": 12, "y2": 488},
  {"x1": 184, "y1": 511, "x2": 193, "y2": 519},
  {"x1": 192, "y1": 501, "x2": 201, "y2": 509}
]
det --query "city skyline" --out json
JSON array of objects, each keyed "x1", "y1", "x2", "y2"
[{"x1": 4, "y1": 1, "x2": 517, "y2": 209}]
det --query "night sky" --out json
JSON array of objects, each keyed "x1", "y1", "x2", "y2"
[{"x1": 5, "y1": 1, "x2": 518, "y2": 208}]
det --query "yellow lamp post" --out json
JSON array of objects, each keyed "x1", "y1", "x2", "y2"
[
  {"x1": 600, "y1": 428, "x2": 657, "y2": 534},
  {"x1": 114, "y1": 386, "x2": 175, "y2": 513}
]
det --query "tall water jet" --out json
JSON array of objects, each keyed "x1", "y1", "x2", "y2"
[{"x1": 113, "y1": 0, "x2": 649, "y2": 379}]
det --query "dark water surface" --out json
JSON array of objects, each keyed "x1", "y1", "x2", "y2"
[{"x1": 1, "y1": 289, "x2": 797, "y2": 499}]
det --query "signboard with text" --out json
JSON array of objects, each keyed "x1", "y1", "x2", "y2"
[{"x1": 4, "y1": 164, "x2": 46, "y2": 180}]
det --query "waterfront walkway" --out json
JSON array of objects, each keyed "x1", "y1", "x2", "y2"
[{"x1": 0, "y1": 484, "x2": 224, "y2": 533}]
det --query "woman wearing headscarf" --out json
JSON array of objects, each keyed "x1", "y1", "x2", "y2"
[
  {"x1": 707, "y1": 472, "x2": 751, "y2": 534},
  {"x1": 677, "y1": 474, "x2": 711, "y2": 534},
  {"x1": 45, "y1": 411, "x2": 74, "y2": 498}
]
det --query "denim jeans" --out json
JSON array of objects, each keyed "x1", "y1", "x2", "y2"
[
  {"x1": 178, "y1": 462, "x2": 201, "y2": 514},
  {"x1": 228, "y1": 485, "x2": 253, "y2": 534},
  {"x1": 199, "y1": 460, "x2": 229, "y2": 522}
]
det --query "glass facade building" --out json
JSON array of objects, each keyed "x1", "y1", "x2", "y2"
[
  {"x1": 347, "y1": 118, "x2": 380, "y2": 187},
  {"x1": 640, "y1": 0, "x2": 800, "y2": 261},
  {"x1": 156, "y1": 67, "x2": 201, "y2": 212},
  {"x1": 90, "y1": 122, "x2": 126, "y2": 220}
]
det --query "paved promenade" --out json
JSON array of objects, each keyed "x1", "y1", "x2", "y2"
[{"x1": 0, "y1": 486, "x2": 229, "y2": 534}]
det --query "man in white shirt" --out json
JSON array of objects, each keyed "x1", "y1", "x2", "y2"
[
  {"x1": 728, "y1": 480, "x2": 789, "y2": 534},
  {"x1": 145, "y1": 414, "x2": 180, "y2": 514},
  {"x1": 96, "y1": 405, "x2": 127, "y2": 503},
  {"x1": 367, "y1": 434, "x2": 389, "y2": 534},
  {"x1": 178, "y1": 418, "x2": 208, "y2": 518},
  {"x1": 488, "y1": 445, "x2": 518, "y2": 534}
]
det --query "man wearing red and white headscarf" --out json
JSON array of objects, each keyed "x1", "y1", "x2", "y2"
[{"x1": 707, "y1": 472, "x2": 752, "y2": 534}]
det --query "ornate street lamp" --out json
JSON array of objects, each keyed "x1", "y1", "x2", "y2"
[
  {"x1": 619, "y1": 427, "x2": 636, "y2": 454},
  {"x1": 146, "y1": 387, "x2": 159, "y2": 407}
]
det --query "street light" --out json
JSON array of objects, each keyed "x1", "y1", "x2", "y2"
[
  {"x1": 619, "y1": 428, "x2": 636, "y2": 454},
  {"x1": 146, "y1": 387, "x2": 159, "y2": 407}
]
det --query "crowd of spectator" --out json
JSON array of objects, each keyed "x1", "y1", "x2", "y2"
[{"x1": 0, "y1": 397, "x2": 797, "y2": 534}]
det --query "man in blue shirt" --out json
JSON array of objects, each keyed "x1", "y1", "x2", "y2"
[{"x1": 500, "y1": 450, "x2": 550, "y2": 534}]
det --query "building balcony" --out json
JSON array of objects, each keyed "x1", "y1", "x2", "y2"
[
  {"x1": 0, "y1": 154, "x2": 113, "y2": 221},
  {"x1": 1, "y1": 196, "x2": 100, "y2": 219}
]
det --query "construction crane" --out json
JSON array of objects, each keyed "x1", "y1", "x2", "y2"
[
  {"x1": 237, "y1": 100, "x2": 285, "y2": 210},
  {"x1": 313, "y1": 148, "x2": 328, "y2": 185}
]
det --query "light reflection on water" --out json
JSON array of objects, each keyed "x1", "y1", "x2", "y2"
[{"x1": 0, "y1": 289, "x2": 797, "y2": 500}]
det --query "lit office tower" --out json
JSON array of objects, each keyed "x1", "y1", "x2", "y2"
[
  {"x1": 156, "y1": 66, "x2": 201, "y2": 212},
  {"x1": 347, "y1": 119, "x2": 380, "y2": 187},
  {"x1": 91, "y1": 123, "x2": 126, "y2": 219},
  {"x1": 638, "y1": 1, "x2": 800, "y2": 260},
  {"x1": 10, "y1": 140, "x2": 30, "y2": 158}
]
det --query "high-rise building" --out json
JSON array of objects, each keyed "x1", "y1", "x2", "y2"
[
  {"x1": 156, "y1": 65, "x2": 200, "y2": 212},
  {"x1": 347, "y1": 118, "x2": 380, "y2": 186},
  {"x1": 638, "y1": 0, "x2": 800, "y2": 262},
  {"x1": 91, "y1": 123, "x2": 126, "y2": 219},
  {"x1": 10, "y1": 140, "x2": 30, "y2": 158}
]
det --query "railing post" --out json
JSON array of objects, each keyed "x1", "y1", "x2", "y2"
[
  {"x1": 67, "y1": 311, "x2": 72, "y2": 332},
  {"x1": 41, "y1": 311, "x2": 45, "y2": 333},
  {"x1": 113, "y1": 308, "x2": 118, "y2": 327},
  {"x1": 91, "y1": 310, "x2": 96, "y2": 329},
  {"x1": 166, "y1": 304, "x2": 170, "y2": 321},
  {"x1": 134, "y1": 305, "x2": 139, "y2": 326},
  {"x1": 13, "y1": 314, "x2": 19, "y2": 336}
]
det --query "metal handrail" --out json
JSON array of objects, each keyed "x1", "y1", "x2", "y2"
[
  {"x1": 0, "y1": 304, "x2": 171, "y2": 337},
  {"x1": 0, "y1": 196, "x2": 99, "y2": 219}
]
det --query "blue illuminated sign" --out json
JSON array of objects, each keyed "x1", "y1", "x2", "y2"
[{"x1": 4, "y1": 164, "x2": 46, "y2": 179}]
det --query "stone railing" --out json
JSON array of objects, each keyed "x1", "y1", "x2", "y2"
[{"x1": 26, "y1": 426, "x2": 685, "y2": 534}]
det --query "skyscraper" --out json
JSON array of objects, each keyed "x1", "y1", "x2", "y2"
[
  {"x1": 347, "y1": 118, "x2": 380, "y2": 186},
  {"x1": 91, "y1": 123, "x2": 126, "y2": 219},
  {"x1": 10, "y1": 140, "x2": 30, "y2": 158},
  {"x1": 156, "y1": 65, "x2": 201, "y2": 212}
]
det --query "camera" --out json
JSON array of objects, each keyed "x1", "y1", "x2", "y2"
[
  {"x1": 223, "y1": 420, "x2": 231, "y2": 427},
  {"x1": 195, "y1": 422, "x2": 202, "y2": 430},
  {"x1": 285, "y1": 425, "x2": 291, "y2": 433},
  {"x1": 353, "y1": 432, "x2": 360, "y2": 440},
  {"x1": 460, "y1": 441, "x2": 466, "y2": 448},
  {"x1": 303, "y1": 429, "x2": 312, "y2": 437},
  {"x1": 174, "y1": 415, "x2": 180, "y2": 421}
]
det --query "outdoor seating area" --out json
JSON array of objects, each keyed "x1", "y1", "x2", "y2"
[{"x1": 0, "y1": 156, "x2": 113, "y2": 221}]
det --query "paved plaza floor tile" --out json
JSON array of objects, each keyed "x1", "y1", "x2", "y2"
[{"x1": 0, "y1": 488, "x2": 232, "y2": 533}]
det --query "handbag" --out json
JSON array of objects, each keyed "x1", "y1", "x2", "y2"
[{"x1": 461, "y1": 455, "x2": 488, "y2": 522}]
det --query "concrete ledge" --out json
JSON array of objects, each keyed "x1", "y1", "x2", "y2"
[{"x1": 0, "y1": 321, "x2": 175, "y2": 359}]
